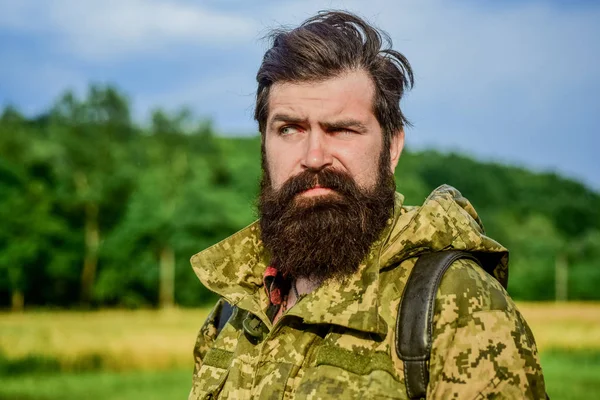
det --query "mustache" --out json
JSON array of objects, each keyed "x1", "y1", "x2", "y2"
[
  {"x1": 275, "y1": 168, "x2": 361, "y2": 203},
  {"x1": 258, "y1": 163, "x2": 396, "y2": 282}
]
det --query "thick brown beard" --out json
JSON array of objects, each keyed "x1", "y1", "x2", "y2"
[{"x1": 258, "y1": 152, "x2": 396, "y2": 283}]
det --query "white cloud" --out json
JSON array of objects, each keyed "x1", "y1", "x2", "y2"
[
  {"x1": 0, "y1": 0, "x2": 258, "y2": 61},
  {"x1": 155, "y1": 0, "x2": 599, "y2": 128},
  {"x1": 250, "y1": 0, "x2": 599, "y2": 109},
  {"x1": 1, "y1": 0, "x2": 598, "y2": 186}
]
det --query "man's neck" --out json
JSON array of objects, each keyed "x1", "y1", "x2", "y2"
[{"x1": 273, "y1": 277, "x2": 320, "y2": 323}]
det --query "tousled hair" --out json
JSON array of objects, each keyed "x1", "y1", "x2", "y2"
[{"x1": 254, "y1": 10, "x2": 414, "y2": 147}]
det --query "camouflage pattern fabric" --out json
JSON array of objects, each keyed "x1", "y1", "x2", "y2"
[{"x1": 189, "y1": 185, "x2": 547, "y2": 399}]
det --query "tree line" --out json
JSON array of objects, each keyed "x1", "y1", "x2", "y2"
[{"x1": 1, "y1": 85, "x2": 598, "y2": 310}]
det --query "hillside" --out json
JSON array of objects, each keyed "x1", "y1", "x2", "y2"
[{"x1": 0, "y1": 86, "x2": 598, "y2": 309}]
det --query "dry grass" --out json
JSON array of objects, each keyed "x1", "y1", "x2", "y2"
[
  {"x1": 1, "y1": 302, "x2": 599, "y2": 371},
  {"x1": 0, "y1": 308, "x2": 210, "y2": 370},
  {"x1": 518, "y1": 302, "x2": 600, "y2": 351}
]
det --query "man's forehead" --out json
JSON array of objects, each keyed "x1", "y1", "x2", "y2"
[
  {"x1": 266, "y1": 70, "x2": 376, "y2": 125},
  {"x1": 268, "y1": 70, "x2": 375, "y2": 99}
]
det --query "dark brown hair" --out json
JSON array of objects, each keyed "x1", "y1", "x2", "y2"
[{"x1": 254, "y1": 10, "x2": 414, "y2": 147}]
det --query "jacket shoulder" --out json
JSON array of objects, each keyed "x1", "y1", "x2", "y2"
[
  {"x1": 429, "y1": 258, "x2": 547, "y2": 398},
  {"x1": 437, "y1": 258, "x2": 510, "y2": 315}
]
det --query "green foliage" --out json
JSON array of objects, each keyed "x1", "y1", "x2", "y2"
[
  {"x1": 0, "y1": 351, "x2": 105, "y2": 376},
  {"x1": 0, "y1": 350, "x2": 598, "y2": 399},
  {"x1": 397, "y1": 150, "x2": 600, "y2": 302},
  {"x1": 541, "y1": 349, "x2": 600, "y2": 400},
  {"x1": 0, "y1": 369, "x2": 190, "y2": 400},
  {"x1": 0, "y1": 85, "x2": 598, "y2": 308}
]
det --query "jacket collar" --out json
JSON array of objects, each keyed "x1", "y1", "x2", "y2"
[
  {"x1": 190, "y1": 193, "x2": 406, "y2": 336},
  {"x1": 191, "y1": 185, "x2": 509, "y2": 334}
]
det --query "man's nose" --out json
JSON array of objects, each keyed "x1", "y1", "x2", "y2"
[{"x1": 300, "y1": 131, "x2": 333, "y2": 171}]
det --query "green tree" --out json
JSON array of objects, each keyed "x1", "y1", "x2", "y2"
[
  {"x1": 0, "y1": 107, "x2": 70, "y2": 310},
  {"x1": 98, "y1": 110, "x2": 242, "y2": 307},
  {"x1": 48, "y1": 84, "x2": 136, "y2": 306}
]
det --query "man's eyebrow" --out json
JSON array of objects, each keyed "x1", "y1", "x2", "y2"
[
  {"x1": 321, "y1": 119, "x2": 368, "y2": 133},
  {"x1": 268, "y1": 114, "x2": 368, "y2": 133},
  {"x1": 269, "y1": 113, "x2": 307, "y2": 127}
]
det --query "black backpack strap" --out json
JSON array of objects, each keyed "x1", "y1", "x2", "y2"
[
  {"x1": 216, "y1": 299, "x2": 235, "y2": 335},
  {"x1": 215, "y1": 300, "x2": 272, "y2": 343},
  {"x1": 395, "y1": 250, "x2": 481, "y2": 399}
]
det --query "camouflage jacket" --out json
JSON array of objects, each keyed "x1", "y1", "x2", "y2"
[{"x1": 189, "y1": 185, "x2": 547, "y2": 399}]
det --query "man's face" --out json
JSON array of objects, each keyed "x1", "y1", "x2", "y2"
[
  {"x1": 264, "y1": 69, "x2": 403, "y2": 197},
  {"x1": 258, "y1": 69, "x2": 404, "y2": 282}
]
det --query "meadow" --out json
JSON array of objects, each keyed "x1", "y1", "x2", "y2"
[{"x1": 1, "y1": 303, "x2": 599, "y2": 399}]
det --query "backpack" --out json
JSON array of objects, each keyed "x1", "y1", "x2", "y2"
[
  {"x1": 395, "y1": 250, "x2": 481, "y2": 399},
  {"x1": 213, "y1": 251, "x2": 536, "y2": 399}
]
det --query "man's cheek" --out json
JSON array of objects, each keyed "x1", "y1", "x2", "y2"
[
  {"x1": 265, "y1": 157, "x2": 282, "y2": 187},
  {"x1": 271, "y1": 169, "x2": 292, "y2": 192}
]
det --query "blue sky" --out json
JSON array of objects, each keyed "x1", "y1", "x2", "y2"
[{"x1": 1, "y1": 0, "x2": 599, "y2": 190}]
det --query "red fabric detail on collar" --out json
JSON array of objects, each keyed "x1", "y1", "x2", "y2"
[{"x1": 263, "y1": 265, "x2": 285, "y2": 305}]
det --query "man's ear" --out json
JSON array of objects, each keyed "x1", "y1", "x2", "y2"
[{"x1": 389, "y1": 129, "x2": 405, "y2": 172}]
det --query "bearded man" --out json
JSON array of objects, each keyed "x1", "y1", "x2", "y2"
[{"x1": 188, "y1": 11, "x2": 547, "y2": 399}]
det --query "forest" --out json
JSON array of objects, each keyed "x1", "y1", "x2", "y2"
[{"x1": 1, "y1": 84, "x2": 599, "y2": 311}]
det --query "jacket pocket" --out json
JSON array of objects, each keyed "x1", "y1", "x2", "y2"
[
  {"x1": 295, "y1": 345, "x2": 406, "y2": 399},
  {"x1": 189, "y1": 348, "x2": 232, "y2": 399}
]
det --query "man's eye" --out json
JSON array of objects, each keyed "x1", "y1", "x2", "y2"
[
  {"x1": 280, "y1": 126, "x2": 300, "y2": 135},
  {"x1": 332, "y1": 128, "x2": 354, "y2": 136}
]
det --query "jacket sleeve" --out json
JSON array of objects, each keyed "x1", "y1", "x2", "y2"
[
  {"x1": 427, "y1": 259, "x2": 547, "y2": 399},
  {"x1": 191, "y1": 298, "x2": 227, "y2": 380}
]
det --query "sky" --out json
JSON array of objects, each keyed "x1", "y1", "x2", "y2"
[{"x1": 1, "y1": 0, "x2": 599, "y2": 190}]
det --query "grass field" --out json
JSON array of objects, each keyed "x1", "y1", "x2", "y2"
[
  {"x1": 0, "y1": 308, "x2": 210, "y2": 371},
  {"x1": 1, "y1": 303, "x2": 599, "y2": 399}
]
